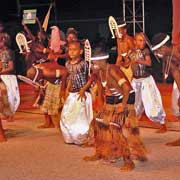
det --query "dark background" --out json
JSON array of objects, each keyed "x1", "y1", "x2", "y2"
[
  {"x1": 0, "y1": 0, "x2": 172, "y2": 39},
  {"x1": 0, "y1": 0, "x2": 174, "y2": 81}
]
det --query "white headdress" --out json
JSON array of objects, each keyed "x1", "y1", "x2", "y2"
[{"x1": 108, "y1": 16, "x2": 122, "y2": 39}]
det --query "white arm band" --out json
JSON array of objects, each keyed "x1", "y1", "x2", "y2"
[
  {"x1": 56, "y1": 69, "x2": 60, "y2": 78},
  {"x1": 43, "y1": 48, "x2": 47, "y2": 54},
  {"x1": 118, "y1": 78, "x2": 127, "y2": 87}
]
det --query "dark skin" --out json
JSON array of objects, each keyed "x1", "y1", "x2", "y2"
[
  {"x1": 116, "y1": 27, "x2": 135, "y2": 67},
  {"x1": 83, "y1": 59, "x2": 135, "y2": 171},
  {"x1": 0, "y1": 39, "x2": 14, "y2": 142},
  {"x1": 26, "y1": 62, "x2": 68, "y2": 129},
  {"x1": 27, "y1": 62, "x2": 68, "y2": 98},
  {"x1": 154, "y1": 44, "x2": 180, "y2": 106},
  {"x1": 154, "y1": 44, "x2": 180, "y2": 145}
]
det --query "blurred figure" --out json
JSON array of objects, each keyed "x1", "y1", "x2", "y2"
[{"x1": 0, "y1": 33, "x2": 20, "y2": 142}]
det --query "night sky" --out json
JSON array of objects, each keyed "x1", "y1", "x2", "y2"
[
  {"x1": 0, "y1": 0, "x2": 173, "y2": 79},
  {"x1": 0, "y1": 0, "x2": 173, "y2": 38}
]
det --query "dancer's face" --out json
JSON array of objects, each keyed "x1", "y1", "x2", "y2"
[
  {"x1": 68, "y1": 42, "x2": 82, "y2": 60},
  {"x1": 154, "y1": 46, "x2": 169, "y2": 58},
  {"x1": 115, "y1": 27, "x2": 126, "y2": 39},
  {"x1": 134, "y1": 34, "x2": 146, "y2": 49},
  {"x1": 66, "y1": 33, "x2": 77, "y2": 43},
  {"x1": 91, "y1": 60, "x2": 107, "y2": 72}
]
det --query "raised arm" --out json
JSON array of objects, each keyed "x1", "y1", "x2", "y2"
[{"x1": 22, "y1": 22, "x2": 36, "y2": 41}]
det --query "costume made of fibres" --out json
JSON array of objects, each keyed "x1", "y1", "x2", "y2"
[{"x1": 86, "y1": 53, "x2": 147, "y2": 162}]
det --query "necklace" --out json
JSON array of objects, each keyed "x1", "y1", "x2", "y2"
[
  {"x1": 164, "y1": 46, "x2": 174, "y2": 80},
  {"x1": 100, "y1": 66, "x2": 108, "y2": 87}
]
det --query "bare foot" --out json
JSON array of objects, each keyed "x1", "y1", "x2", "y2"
[
  {"x1": 166, "y1": 138, "x2": 180, "y2": 146},
  {"x1": 136, "y1": 156, "x2": 148, "y2": 162},
  {"x1": 83, "y1": 154, "x2": 102, "y2": 161},
  {"x1": 120, "y1": 160, "x2": 135, "y2": 171},
  {"x1": 0, "y1": 134, "x2": 7, "y2": 142},
  {"x1": 37, "y1": 123, "x2": 55, "y2": 129},
  {"x1": 6, "y1": 116, "x2": 14, "y2": 122},
  {"x1": 81, "y1": 142, "x2": 94, "y2": 148},
  {"x1": 156, "y1": 124, "x2": 167, "y2": 133}
]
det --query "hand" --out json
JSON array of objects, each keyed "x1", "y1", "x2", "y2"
[
  {"x1": 64, "y1": 90, "x2": 69, "y2": 101},
  {"x1": 78, "y1": 89, "x2": 87, "y2": 101},
  {"x1": 133, "y1": 60, "x2": 139, "y2": 64},
  {"x1": 60, "y1": 89, "x2": 65, "y2": 99},
  {"x1": 178, "y1": 97, "x2": 180, "y2": 107}
]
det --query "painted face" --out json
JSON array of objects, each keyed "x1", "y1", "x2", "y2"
[
  {"x1": 115, "y1": 27, "x2": 126, "y2": 39},
  {"x1": 154, "y1": 46, "x2": 168, "y2": 58},
  {"x1": 91, "y1": 60, "x2": 106, "y2": 72},
  {"x1": 91, "y1": 61, "x2": 100, "y2": 71}
]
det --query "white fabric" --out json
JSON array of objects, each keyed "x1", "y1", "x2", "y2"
[
  {"x1": 172, "y1": 81, "x2": 180, "y2": 116},
  {"x1": 60, "y1": 92, "x2": 93, "y2": 145},
  {"x1": 0, "y1": 75, "x2": 20, "y2": 113},
  {"x1": 131, "y1": 75, "x2": 166, "y2": 124}
]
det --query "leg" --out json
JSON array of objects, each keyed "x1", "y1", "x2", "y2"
[
  {"x1": 51, "y1": 111, "x2": 61, "y2": 128},
  {"x1": 156, "y1": 124, "x2": 167, "y2": 133},
  {"x1": 165, "y1": 138, "x2": 180, "y2": 146},
  {"x1": 0, "y1": 118, "x2": 7, "y2": 142},
  {"x1": 38, "y1": 114, "x2": 55, "y2": 128},
  {"x1": 83, "y1": 153, "x2": 102, "y2": 161},
  {"x1": 120, "y1": 156, "x2": 135, "y2": 171}
]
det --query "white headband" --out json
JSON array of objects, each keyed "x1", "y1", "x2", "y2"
[
  {"x1": 151, "y1": 35, "x2": 170, "y2": 51},
  {"x1": 117, "y1": 23, "x2": 126, "y2": 28},
  {"x1": 90, "y1": 55, "x2": 109, "y2": 61}
]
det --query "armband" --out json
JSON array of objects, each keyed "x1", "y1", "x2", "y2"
[
  {"x1": 43, "y1": 48, "x2": 47, "y2": 54},
  {"x1": 56, "y1": 69, "x2": 60, "y2": 78},
  {"x1": 118, "y1": 78, "x2": 127, "y2": 87}
]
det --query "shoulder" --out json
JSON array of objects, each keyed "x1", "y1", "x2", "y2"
[
  {"x1": 108, "y1": 64, "x2": 121, "y2": 74},
  {"x1": 65, "y1": 60, "x2": 70, "y2": 67},
  {"x1": 127, "y1": 35, "x2": 134, "y2": 41},
  {"x1": 80, "y1": 59, "x2": 88, "y2": 66},
  {"x1": 143, "y1": 48, "x2": 150, "y2": 56}
]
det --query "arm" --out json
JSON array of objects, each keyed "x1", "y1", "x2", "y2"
[
  {"x1": 78, "y1": 74, "x2": 96, "y2": 101},
  {"x1": 59, "y1": 68, "x2": 68, "y2": 100},
  {"x1": 22, "y1": 22, "x2": 36, "y2": 41},
  {"x1": 109, "y1": 66, "x2": 131, "y2": 109},
  {"x1": 36, "y1": 17, "x2": 43, "y2": 32},
  {"x1": 65, "y1": 77, "x2": 71, "y2": 100},
  {"x1": 116, "y1": 39, "x2": 123, "y2": 66},
  {"x1": 0, "y1": 61, "x2": 14, "y2": 75},
  {"x1": 134, "y1": 54, "x2": 152, "y2": 66}
]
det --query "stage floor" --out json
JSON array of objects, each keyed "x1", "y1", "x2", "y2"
[
  {"x1": 1, "y1": 82, "x2": 180, "y2": 180},
  {"x1": 16, "y1": 82, "x2": 180, "y2": 131}
]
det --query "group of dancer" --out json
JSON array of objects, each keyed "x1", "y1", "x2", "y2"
[{"x1": 0, "y1": 13, "x2": 180, "y2": 172}]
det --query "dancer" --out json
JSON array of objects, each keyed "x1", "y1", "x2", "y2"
[
  {"x1": 0, "y1": 33, "x2": 20, "y2": 142},
  {"x1": 83, "y1": 49, "x2": 147, "y2": 171},
  {"x1": 60, "y1": 40, "x2": 93, "y2": 145},
  {"x1": 151, "y1": 33, "x2": 180, "y2": 145},
  {"x1": 25, "y1": 61, "x2": 68, "y2": 128},
  {"x1": 129, "y1": 32, "x2": 167, "y2": 133},
  {"x1": 115, "y1": 20, "x2": 135, "y2": 69}
]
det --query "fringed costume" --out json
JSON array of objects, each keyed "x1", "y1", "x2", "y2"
[{"x1": 91, "y1": 91, "x2": 147, "y2": 161}]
